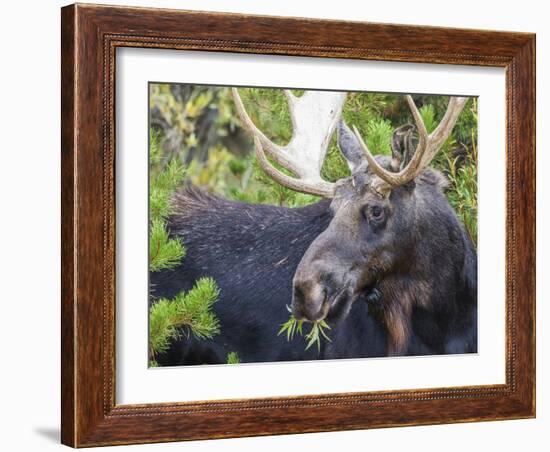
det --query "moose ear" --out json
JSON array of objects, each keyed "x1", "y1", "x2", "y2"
[
  {"x1": 390, "y1": 124, "x2": 416, "y2": 171},
  {"x1": 338, "y1": 119, "x2": 366, "y2": 172}
]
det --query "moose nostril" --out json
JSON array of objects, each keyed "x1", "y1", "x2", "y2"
[
  {"x1": 293, "y1": 284, "x2": 305, "y2": 302},
  {"x1": 292, "y1": 279, "x2": 329, "y2": 322},
  {"x1": 291, "y1": 285, "x2": 308, "y2": 319}
]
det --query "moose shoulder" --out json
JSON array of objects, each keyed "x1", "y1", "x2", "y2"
[{"x1": 150, "y1": 90, "x2": 477, "y2": 365}]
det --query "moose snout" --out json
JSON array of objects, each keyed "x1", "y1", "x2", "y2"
[{"x1": 292, "y1": 274, "x2": 331, "y2": 322}]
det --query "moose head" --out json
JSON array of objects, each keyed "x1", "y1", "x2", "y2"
[{"x1": 233, "y1": 89, "x2": 468, "y2": 350}]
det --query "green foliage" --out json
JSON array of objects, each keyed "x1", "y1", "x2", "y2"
[
  {"x1": 148, "y1": 131, "x2": 221, "y2": 364},
  {"x1": 150, "y1": 131, "x2": 185, "y2": 221},
  {"x1": 303, "y1": 320, "x2": 332, "y2": 352},
  {"x1": 236, "y1": 88, "x2": 294, "y2": 144},
  {"x1": 278, "y1": 306, "x2": 332, "y2": 353},
  {"x1": 226, "y1": 352, "x2": 240, "y2": 364},
  {"x1": 150, "y1": 84, "x2": 238, "y2": 165},
  {"x1": 454, "y1": 98, "x2": 479, "y2": 146},
  {"x1": 364, "y1": 118, "x2": 393, "y2": 156},
  {"x1": 149, "y1": 132, "x2": 186, "y2": 272},
  {"x1": 419, "y1": 103, "x2": 437, "y2": 133},
  {"x1": 443, "y1": 107, "x2": 478, "y2": 245},
  {"x1": 149, "y1": 277, "x2": 221, "y2": 359},
  {"x1": 149, "y1": 218, "x2": 186, "y2": 272},
  {"x1": 321, "y1": 137, "x2": 350, "y2": 183},
  {"x1": 447, "y1": 160, "x2": 477, "y2": 244},
  {"x1": 150, "y1": 159, "x2": 186, "y2": 220},
  {"x1": 428, "y1": 98, "x2": 478, "y2": 245},
  {"x1": 150, "y1": 129, "x2": 162, "y2": 164}
]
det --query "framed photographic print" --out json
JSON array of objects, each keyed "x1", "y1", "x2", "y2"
[{"x1": 61, "y1": 3, "x2": 536, "y2": 447}]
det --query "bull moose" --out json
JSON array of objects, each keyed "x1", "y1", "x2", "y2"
[{"x1": 151, "y1": 89, "x2": 477, "y2": 365}]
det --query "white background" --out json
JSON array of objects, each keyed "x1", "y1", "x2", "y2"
[
  {"x1": 0, "y1": 0, "x2": 546, "y2": 451},
  {"x1": 117, "y1": 49, "x2": 506, "y2": 404}
]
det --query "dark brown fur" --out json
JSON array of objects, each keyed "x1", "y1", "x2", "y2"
[{"x1": 292, "y1": 122, "x2": 477, "y2": 355}]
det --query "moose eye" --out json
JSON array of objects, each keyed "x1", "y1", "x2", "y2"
[
  {"x1": 362, "y1": 205, "x2": 384, "y2": 222},
  {"x1": 370, "y1": 205, "x2": 384, "y2": 220}
]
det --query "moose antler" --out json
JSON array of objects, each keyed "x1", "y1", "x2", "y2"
[
  {"x1": 352, "y1": 95, "x2": 468, "y2": 195},
  {"x1": 232, "y1": 88, "x2": 347, "y2": 198}
]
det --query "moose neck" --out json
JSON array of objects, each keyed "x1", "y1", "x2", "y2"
[{"x1": 375, "y1": 176, "x2": 477, "y2": 355}]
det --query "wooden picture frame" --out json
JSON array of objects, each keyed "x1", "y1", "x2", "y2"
[{"x1": 61, "y1": 3, "x2": 536, "y2": 447}]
